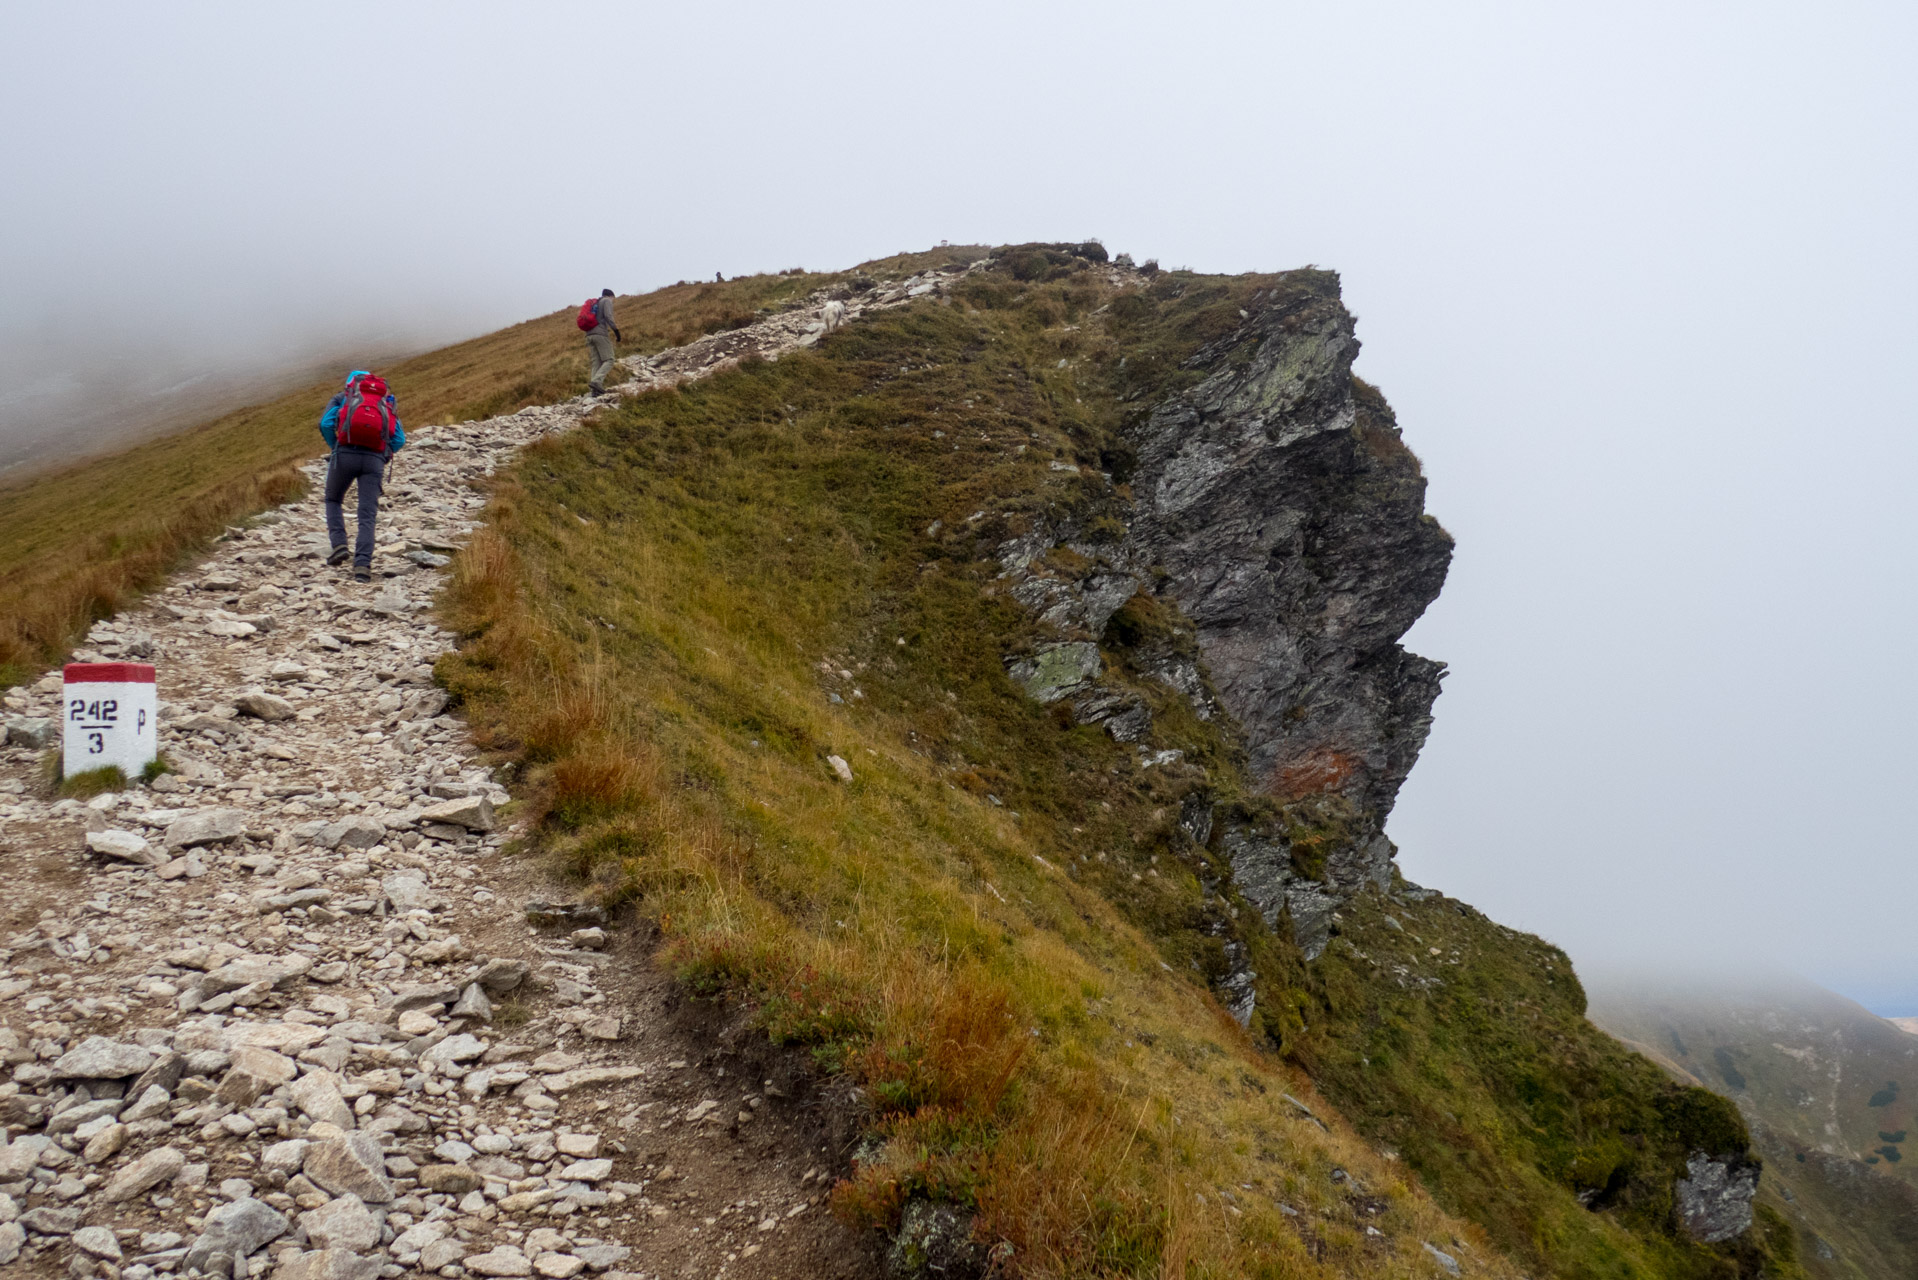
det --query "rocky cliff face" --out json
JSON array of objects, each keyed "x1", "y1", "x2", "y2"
[
  {"x1": 1001, "y1": 273, "x2": 1451, "y2": 961},
  {"x1": 1124, "y1": 286, "x2": 1451, "y2": 823},
  {"x1": 1126, "y1": 280, "x2": 1450, "y2": 957}
]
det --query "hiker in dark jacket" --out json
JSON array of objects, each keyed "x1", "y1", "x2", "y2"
[
  {"x1": 585, "y1": 289, "x2": 622, "y2": 395},
  {"x1": 319, "y1": 369, "x2": 405, "y2": 582}
]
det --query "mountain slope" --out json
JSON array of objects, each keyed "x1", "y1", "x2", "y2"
[
  {"x1": 1589, "y1": 976, "x2": 1918, "y2": 1278},
  {"x1": 0, "y1": 268, "x2": 840, "y2": 688},
  {"x1": 436, "y1": 245, "x2": 1799, "y2": 1277}
]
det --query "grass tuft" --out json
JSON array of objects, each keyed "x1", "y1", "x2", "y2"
[{"x1": 61, "y1": 764, "x2": 127, "y2": 798}]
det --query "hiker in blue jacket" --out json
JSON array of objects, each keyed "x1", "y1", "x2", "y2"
[{"x1": 319, "y1": 369, "x2": 405, "y2": 582}]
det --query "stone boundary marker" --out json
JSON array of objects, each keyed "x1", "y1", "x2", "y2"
[{"x1": 62, "y1": 663, "x2": 158, "y2": 781}]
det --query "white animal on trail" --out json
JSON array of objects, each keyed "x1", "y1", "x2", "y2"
[{"x1": 820, "y1": 300, "x2": 848, "y2": 334}]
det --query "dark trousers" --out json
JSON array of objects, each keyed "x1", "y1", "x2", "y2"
[{"x1": 325, "y1": 448, "x2": 385, "y2": 569}]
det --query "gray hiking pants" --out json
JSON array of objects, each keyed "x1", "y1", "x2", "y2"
[
  {"x1": 587, "y1": 332, "x2": 615, "y2": 390},
  {"x1": 325, "y1": 448, "x2": 385, "y2": 569}
]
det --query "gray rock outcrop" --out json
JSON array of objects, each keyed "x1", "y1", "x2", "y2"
[
  {"x1": 4, "y1": 716, "x2": 54, "y2": 749},
  {"x1": 888, "y1": 1199, "x2": 998, "y2": 1279},
  {"x1": 995, "y1": 272, "x2": 1450, "y2": 970},
  {"x1": 1124, "y1": 277, "x2": 1451, "y2": 825},
  {"x1": 1675, "y1": 1152, "x2": 1758, "y2": 1244}
]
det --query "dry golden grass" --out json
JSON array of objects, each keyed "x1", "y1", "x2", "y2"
[{"x1": 444, "y1": 520, "x2": 1524, "y2": 1280}]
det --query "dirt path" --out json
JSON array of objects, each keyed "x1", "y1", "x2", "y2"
[{"x1": 0, "y1": 267, "x2": 983, "y2": 1280}]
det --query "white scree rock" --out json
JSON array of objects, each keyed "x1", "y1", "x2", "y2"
[
  {"x1": 301, "y1": 1194, "x2": 382, "y2": 1251},
  {"x1": 99, "y1": 1145, "x2": 187, "y2": 1202},
  {"x1": 53, "y1": 1035, "x2": 156, "y2": 1079},
  {"x1": 164, "y1": 807, "x2": 250, "y2": 848},
  {"x1": 86, "y1": 828, "x2": 161, "y2": 864}
]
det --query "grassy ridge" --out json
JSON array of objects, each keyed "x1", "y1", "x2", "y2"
[
  {"x1": 0, "y1": 272, "x2": 829, "y2": 685},
  {"x1": 439, "y1": 261, "x2": 1524, "y2": 1278},
  {"x1": 438, "y1": 253, "x2": 1796, "y2": 1277}
]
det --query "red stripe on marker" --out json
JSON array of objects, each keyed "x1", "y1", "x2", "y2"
[{"x1": 63, "y1": 663, "x2": 157, "y2": 684}]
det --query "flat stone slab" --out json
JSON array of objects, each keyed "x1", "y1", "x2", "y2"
[
  {"x1": 53, "y1": 1036, "x2": 156, "y2": 1079},
  {"x1": 100, "y1": 1146, "x2": 186, "y2": 1202},
  {"x1": 544, "y1": 1066, "x2": 645, "y2": 1094},
  {"x1": 164, "y1": 807, "x2": 250, "y2": 848},
  {"x1": 202, "y1": 955, "x2": 312, "y2": 997},
  {"x1": 466, "y1": 1246, "x2": 534, "y2": 1277},
  {"x1": 86, "y1": 828, "x2": 160, "y2": 865},
  {"x1": 277, "y1": 1249, "x2": 382, "y2": 1280},
  {"x1": 419, "y1": 793, "x2": 496, "y2": 832}
]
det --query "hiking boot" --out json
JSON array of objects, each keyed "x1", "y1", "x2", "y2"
[
  {"x1": 353, "y1": 569, "x2": 372, "y2": 583},
  {"x1": 327, "y1": 546, "x2": 350, "y2": 566},
  {"x1": 587, "y1": 384, "x2": 603, "y2": 396}
]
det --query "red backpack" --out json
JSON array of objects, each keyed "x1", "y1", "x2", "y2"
[
  {"x1": 575, "y1": 298, "x2": 601, "y2": 331},
  {"x1": 338, "y1": 375, "x2": 395, "y2": 452}
]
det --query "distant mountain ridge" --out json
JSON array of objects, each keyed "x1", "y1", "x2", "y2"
[{"x1": 1589, "y1": 974, "x2": 1918, "y2": 1279}]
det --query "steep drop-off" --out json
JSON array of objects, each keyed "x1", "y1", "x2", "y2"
[
  {"x1": 436, "y1": 245, "x2": 1798, "y2": 1278},
  {"x1": 1127, "y1": 288, "x2": 1450, "y2": 828}
]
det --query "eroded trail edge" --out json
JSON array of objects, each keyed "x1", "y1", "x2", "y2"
[{"x1": 0, "y1": 269, "x2": 975, "y2": 1280}]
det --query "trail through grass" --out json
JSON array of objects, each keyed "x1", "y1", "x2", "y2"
[{"x1": 0, "y1": 272, "x2": 831, "y2": 686}]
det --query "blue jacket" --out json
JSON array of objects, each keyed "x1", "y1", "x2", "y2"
[{"x1": 320, "y1": 370, "x2": 405, "y2": 453}]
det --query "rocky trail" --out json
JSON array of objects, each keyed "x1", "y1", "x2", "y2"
[{"x1": 0, "y1": 268, "x2": 982, "y2": 1280}]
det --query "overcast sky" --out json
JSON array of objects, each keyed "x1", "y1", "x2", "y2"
[{"x1": 5, "y1": 2, "x2": 1914, "y2": 1010}]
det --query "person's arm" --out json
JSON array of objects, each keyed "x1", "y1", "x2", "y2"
[
  {"x1": 319, "y1": 396, "x2": 341, "y2": 449},
  {"x1": 387, "y1": 397, "x2": 405, "y2": 453},
  {"x1": 603, "y1": 297, "x2": 621, "y2": 342}
]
